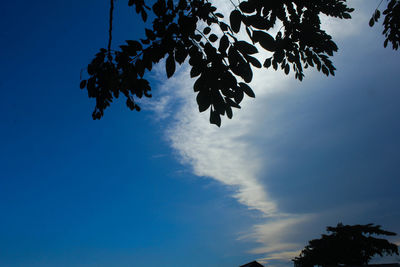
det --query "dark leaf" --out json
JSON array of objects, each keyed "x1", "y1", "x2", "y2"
[
  {"x1": 239, "y1": 1, "x2": 256, "y2": 13},
  {"x1": 253, "y1": 31, "x2": 275, "y2": 51},
  {"x1": 239, "y1": 82, "x2": 255, "y2": 98},
  {"x1": 210, "y1": 109, "x2": 221, "y2": 127},
  {"x1": 284, "y1": 64, "x2": 290, "y2": 75},
  {"x1": 190, "y1": 66, "x2": 201, "y2": 78},
  {"x1": 246, "y1": 55, "x2": 262, "y2": 68},
  {"x1": 263, "y1": 57, "x2": 272, "y2": 68},
  {"x1": 209, "y1": 34, "x2": 218, "y2": 42},
  {"x1": 235, "y1": 40, "x2": 258, "y2": 54},
  {"x1": 126, "y1": 40, "x2": 143, "y2": 51},
  {"x1": 343, "y1": 13, "x2": 351, "y2": 19},
  {"x1": 141, "y1": 10, "x2": 147, "y2": 22},
  {"x1": 226, "y1": 104, "x2": 233, "y2": 119},
  {"x1": 369, "y1": 17, "x2": 375, "y2": 27},
  {"x1": 80, "y1": 80, "x2": 87, "y2": 89},
  {"x1": 203, "y1": 27, "x2": 211, "y2": 35},
  {"x1": 219, "y1": 35, "x2": 229, "y2": 53},
  {"x1": 166, "y1": 53, "x2": 175, "y2": 78},
  {"x1": 145, "y1": 28, "x2": 156, "y2": 40},
  {"x1": 230, "y1": 10, "x2": 242, "y2": 33},
  {"x1": 197, "y1": 89, "x2": 211, "y2": 112}
]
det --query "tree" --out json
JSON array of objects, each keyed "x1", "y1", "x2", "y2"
[
  {"x1": 292, "y1": 223, "x2": 399, "y2": 267},
  {"x1": 80, "y1": 0, "x2": 399, "y2": 127}
]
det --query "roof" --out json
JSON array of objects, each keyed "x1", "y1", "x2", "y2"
[{"x1": 240, "y1": 261, "x2": 265, "y2": 267}]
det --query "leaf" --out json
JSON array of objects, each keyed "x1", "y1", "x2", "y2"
[
  {"x1": 235, "y1": 41, "x2": 258, "y2": 54},
  {"x1": 219, "y1": 35, "x2": 229, "y2": 54},
  {"x1": 194, "y1": 34, "x2": 202, "y2": 42},
  {"x1": 239, "y1": 1, "x2": 256, "y2": 13},
  {"x1": 80, "y1": 80, "x2": 87, "y2": 89},
  {"x1": 166, "y1": 53, "x2": 175, "y2": 78},
  {"x1": 225, "y1": 97, "x2": 241, "y2": 109},
  {"x1": 230, "y1": 10, "x2": 242, "y2": 33},
  {"x1": 234, "y1": 86, "x2": 244, "y2": 104},
  {"x1": 219, "y1": 22, "x2": 228, "y2": 31},
  {"x1": 322, "y1": 65, "x2": 329, "y2": 76},
  {"x1": 239, "y1": 62, "x2": 253, "y2": 83},
  {"x1": 284, "y1": 64, "x2": 290, "y2": 75},
  {"x1": 190, "y1": 66, "x2": 201, "y2": 78},
  {"x1": 274, "y1": 50, "x2": 285, "y2": 63},
  {"x1": 196, "y1": 89, "x2": 211, "y2": 112},
  {"x1": 342, "y1": 13, "x2": 351, "y2": 19},
  {"x1": 210, "y1": 109, "x2": 221, "y2": 127},
  {"x1": 369, "y1": 17, "x2": 375, "y2": 27},
  {"x1": 244, "y1": 15, "x2": 267, "y2": 29},
  {"x1": 145, "y1": 28, "x2": 156, "y2": 40},
  {"x1": 212, "y1": 91, "x2": 226, "y2": 115},
  {"x1": 263, "y1": 57, "x2": 272, "y2": 68},
  {"x1": 226, "y1": 104, "x2": 233, "y2": 119},
  {"x1": 126, "y1": 40, "x2": 143, "y2": 51},
  {"x1": 203, "y1": 27, "x2": 211, "y2": 35},
  {"x1": 374, "y1": 9, "x2": 380, "y2": 21},
  {"x1": 253, "y1": 31, "x2": 275, "y2": 51},
  {"x1": 239, "y1": 82, "x2": 255, "y2": 98},
  {"x1": 246, "y1": 55, "x2": 261, "y2": 68},
  {"x1": 208, "y1": 34, "x2": 218, "y2": 43},
  {"x1": 141, "y1": 10, "x2": 147, "y2": 22},
  {"x1": 175, "y1": 45, "x2": 188, "y2": 64}
]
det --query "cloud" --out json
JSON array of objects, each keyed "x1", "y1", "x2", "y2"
[
  {"x1": 145, "y1": 1, "x2": 400, "y2": 266},
  {"x1": 148, "y1": 61, "x2": 312, "y2": 265}
]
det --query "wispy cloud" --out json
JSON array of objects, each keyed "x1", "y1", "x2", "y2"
[{"x1": 145, "y1": 1, "x2": 397, "y2": 266}]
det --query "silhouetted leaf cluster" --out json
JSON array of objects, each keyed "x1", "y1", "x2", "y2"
[
  {"x1": 293, "y1": 223, "x2": 399, "y2": 267},
  {"x1": 80, "y1": 0, "x2": 356, "y2": 126},
  {"x1": 369, "y1": 0, "x2": 400, "y2": 50}
]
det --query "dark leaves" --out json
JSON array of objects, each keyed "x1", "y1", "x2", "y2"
[{"x1": 82, "y1": 0, "x2": 373, "y2": 126}]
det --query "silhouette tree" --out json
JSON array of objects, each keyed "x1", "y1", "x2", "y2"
[
  {"x1": 292, "y1": 223, "x2": 399, "y2": 267},
  {"x1": 80, "y1": 0, "x2": 399, "y2": 126}
]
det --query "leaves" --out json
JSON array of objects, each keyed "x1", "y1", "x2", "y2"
[
  {"x1": 82, "y1": 0, "x2": 385, "y2": 126},
  {"x1": 293, "y1": 223, "x2": 399, "y2": 267}
]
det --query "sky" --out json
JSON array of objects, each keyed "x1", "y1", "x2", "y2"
[{"x1": 0, "y1": 1, "x2": 399, "y2": 267}]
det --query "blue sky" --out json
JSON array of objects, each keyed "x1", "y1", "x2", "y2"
[{"x1": 0, "y1": 0, "x2": 399, "y2": 266}]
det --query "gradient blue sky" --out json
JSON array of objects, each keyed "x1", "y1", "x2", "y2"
[{"x1": 1, "y1": 1, "x2": 399, "y2": 266}]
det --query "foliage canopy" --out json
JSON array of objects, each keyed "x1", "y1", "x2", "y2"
[
  {"x1": 292, "y1": 223, "x2": 399, "y2": 267},
  {"x1": 80, "y1": 0, "x2": 399, "y2": 126}
]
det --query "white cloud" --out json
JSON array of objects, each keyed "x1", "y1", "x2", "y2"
[{"x1": 145, "y1": 1, "x2": 397, "y2": 265}]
